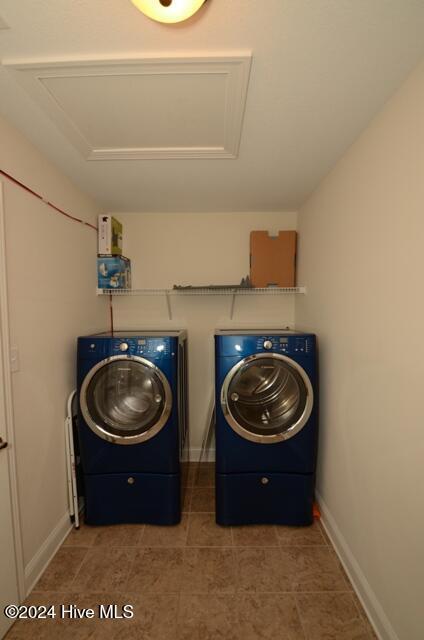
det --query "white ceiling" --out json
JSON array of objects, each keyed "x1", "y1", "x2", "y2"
[{"x1": 0, "y1": 0, "x2": 424, "y2": 213}]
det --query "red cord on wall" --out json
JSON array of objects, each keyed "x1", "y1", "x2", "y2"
[
  {"x1": 109, "y1": 293, "x2": 114, "y2": 336},
  {"x1": 0, "y1": 168, "x2": 117, "y2": 333},
  {"x1": 0, "y1": 169, "x2": 98, "y2": 231}
]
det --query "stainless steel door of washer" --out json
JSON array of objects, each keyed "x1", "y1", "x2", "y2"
[
  {"x1": 221, "y1": 353, "x2": 313, "y2": 444},
  {"x1": 80, "y1": 355, "x2": 172, "y2": 445}
]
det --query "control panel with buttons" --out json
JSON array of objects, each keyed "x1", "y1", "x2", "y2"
[
  {"x1": 216, "y1": 333, "x2": 315, "y2": 357},
  {"x1": 79, "y1": 334, "x2": 179, "y2": 361},
  {"x1": 111, "y1": 338, "x2": 172, "y2": 357}
]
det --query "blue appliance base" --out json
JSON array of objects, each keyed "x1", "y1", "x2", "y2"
[
  {"x1": 84, "y1": 472, "x2": 181, "y2": 525},
  {"x1": 216, "y1": 471, "x2": 315, "y2": 526}
]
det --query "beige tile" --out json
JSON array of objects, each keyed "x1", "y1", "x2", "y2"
[
  {"x1": 316, "y1": 520, "x2": 331, "y2": 545},
  {"x1": 77, "y1": 593, "x2": 178, "y2": 640},
  {"x1": 182, "y1": 487, "x2": 193, "y2": 512},
  {"x1": 35, "y1": 548, "x2": 88, "y2": 591},
  {"x1": 177, "y1": 594, "x2": 238, "y2": 640},
  {"x1": 194, "y1": 463, "x2": 215, "y2": 488},
  {"x1": 186, "y1": 513, "x2": 232, "y2": 546},
  {"x1": 5, "y1": 591, "x2": 179, "y2": 640},
  {"x1": 235, "y1": 547, "x2": 291, "y2": 592},
  {"x1": 182, "y1": 462, "x2": 196, "y2": 487},
  {"x1": 283, "y1": 546, "x2": 349, "y2": 592},
  {"x1": 276, "y1": 521, "x2": 327, "y2": 546},
  {"x1": 181, "y1": 548, "x2": 237, "y2": 594},
  {"x1": 190, "y1": 488, "x2": 215, "y2": 513},
  {"x1": 238, "y1": 594, "x2": 305, "y2": 640},
  {"x1": 92, "y1": 523, "x2": 144, "y2": 547},
  {"x1": 296, "y1": 592, "x2": 372, "y2": 639},
  {"x1": 60, "y1": 591, "x2": 133, "y2": 639},
  {"x1": 232, "y1": 525, "x2": 279, "y2": 547},
  {"x1": 63, "y1": 522, "x2": 97, "y2": 547},
  {"x1": 328, "y1": 548, "x2": 354, "y2": 590},
  {"x1": 351, "y1": 591, "x2": 378, "y2": 637},
  {"x1": 72, "y1": 547, "x2": 135, "y2": 592},
  {"x1": 127, "y1": 593, "x2": 179, "y2": 640},
  {"x1": 4, "y1": 592, "x2": 69, "y2": 640},
  {"x1": 127, "y1": 548, "x2": 184, "y2": 593},
  {"x1": 4, "y1": 591, "x2": 133, "y2": 640},
  {"x1": 139, "y1": 514, "x2": 189, "y2": 547}
]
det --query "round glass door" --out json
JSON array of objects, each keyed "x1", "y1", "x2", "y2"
[
  {"x1": 221, "y1": 353, "x2": 313, "y2": 443},
  {"x1": 80, "y1": 356, "x2": 172, "y2": 444}
]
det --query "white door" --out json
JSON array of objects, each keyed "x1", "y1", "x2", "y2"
[
  {"x1": 80, "y1": 356, "x2": 172, "y2": 445},
  {"x1": 220, "y1": 353, "x2": 314, "y2": 444},
  {"x1": 0, "y1": 338, "x2": 19, "y2": 639},
  {"x1": 0, "y1": 182, "x2": 21, "y2": 639}
]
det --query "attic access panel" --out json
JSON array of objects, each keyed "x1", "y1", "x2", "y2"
[{"x1": 4, "y1": 56, "x2": 252, "y2": 160}]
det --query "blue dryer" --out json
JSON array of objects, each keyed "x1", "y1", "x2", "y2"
[
  {"x1": 77, "y1": 331, "x2": 188, "y2": 526},
  {"x1": 215, "y1": 330, "x2": 318, "y2": 526}
]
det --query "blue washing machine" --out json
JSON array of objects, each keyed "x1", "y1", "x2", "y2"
[
  {"x1": 77, "y1": 331, "x2": 188, "y2": 526},
  {"x1": 215, "y1": 330, "x2": 318, "y2": 526}
]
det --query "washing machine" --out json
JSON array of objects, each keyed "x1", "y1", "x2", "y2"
[
  {"x1": 215, "y1": 330, "x2": 317, "y2": 526},
  {"x1": 77, "y1": 330, "x2": 188, "y2": 525}
]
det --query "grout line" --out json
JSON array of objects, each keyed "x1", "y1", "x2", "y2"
[
  {"x1": 30, "y1": 590, "x2": 355, "y2": 597},
  {"x1": 349, "y1": 591, "x2": 377, "y2": 638},
  {"x1": 183, "y1": 513, "x2": 190, "y2": 547},
  {"x1": 66, "y1": 542, "x2": 331, "y2": 549},
  {"x1": 122, "y1": 546, "x2": 141, "y2": 593},
  {"x1": 277, "y1": 543, "x2": 329, "y2": 548},
  {"x1": 293, "y1": 594, "x2": 309, "y2": 640},
  {"x1": 136, "y1": 524, "x2": 146, "y2": 547},
  {"x1": 231, "y1": 544, "x2": 239, "y2": 594},
  {"x1": 34, "y1": 547, "x2": 90, "y2": 594},
  {"x1": 175, "y1": 591, "x2": 183, "y2": 629},
  {"x1": 186, "y1": 486, "x2": 193, "y2": 513},
  {"x1": 60, "y1": 546, "x2": 91, "y2": 592}
]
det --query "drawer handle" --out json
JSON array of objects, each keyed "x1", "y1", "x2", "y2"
[
  {"x1": 127, "y1": 477, "x2": 135, "y2": 485},
  {"x1": 261, "y1": 477, "x2": 269, "y2": 485}
]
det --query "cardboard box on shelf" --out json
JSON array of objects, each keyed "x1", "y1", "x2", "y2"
[
  {"x1": 98, "y1": 215, "x2": 123, "y2": 255},
  {"x1": 250, "y1": 231, "x2": 297, "y2": 287},
  {"x1": 97, "y1": 255, "x2": 131, "y2": 290}
]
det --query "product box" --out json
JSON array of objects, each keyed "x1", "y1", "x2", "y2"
[
  {"x1": 98, "y1": 215, "x2": 123, "y2": 255},
  {"x1": 250, "y1": 231, "x2": 297, "y2": 287},
  {"x1": 97, "y1": 255, "x2": 131, "y2": 290}
]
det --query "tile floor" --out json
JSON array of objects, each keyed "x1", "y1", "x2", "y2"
[{"x1": 6, "y1": 463, "x2": 377, "y2": 639}]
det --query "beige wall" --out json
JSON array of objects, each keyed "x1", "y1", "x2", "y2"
[
  {"x1": 0, "y1": 115, "x2": 106, "y2": 587},
  {"x1": 112, "y1": 212, "x2": 297, "y2": 454},
  {"x1": 296, "y1": 61, "x2": 424, "y2": 640}
]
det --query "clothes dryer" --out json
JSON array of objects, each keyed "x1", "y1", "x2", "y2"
[
  {"x1": 215, "y1": 330, "x2": 317, "y2": 525},
  {"x1": 77, "y1": 331, "x2": 188, "y2": 525}
]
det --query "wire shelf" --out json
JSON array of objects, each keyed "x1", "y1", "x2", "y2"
[{"x1": 97, "y1": 286, "x2": 306, "y2": 296}]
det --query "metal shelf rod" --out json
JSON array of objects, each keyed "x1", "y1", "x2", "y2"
[{"x1": 97, "y1": 287, "x2": 306, "y2": 296}]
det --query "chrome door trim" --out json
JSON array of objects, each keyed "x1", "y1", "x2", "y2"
[
  {"x1": 220, "y1": 353, "x2": 313, "y2": 444},
  {"x1": 80, "y1": 355, "x2": 172, "y2": 445}
]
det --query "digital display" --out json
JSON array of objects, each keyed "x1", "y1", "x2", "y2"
[{"x1": 279, "y1": 338, "x2": 288, "y2": 344}]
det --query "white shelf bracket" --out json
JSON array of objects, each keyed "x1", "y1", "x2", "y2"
[
  {"x1": 229, "y1": 291, "x2": 236, "y2": 320},
  {"x1": 165, "y1": 291, "x2": 173, "y2": 321}
]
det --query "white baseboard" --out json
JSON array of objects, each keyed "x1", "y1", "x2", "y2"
[
  {"x1": 24, "y1": 512, "x2": 73, "y2": 595},
  {"x1": 317, "y1": 491, "x2": 399, "y2": 640}
]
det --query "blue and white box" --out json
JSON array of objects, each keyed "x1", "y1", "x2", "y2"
[{"x1": 97, "y1": 255, "x2": 131, "y2": 290}]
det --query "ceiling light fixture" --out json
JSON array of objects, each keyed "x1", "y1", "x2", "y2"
[{"x1": 131, "y1": 0, "x2": 207, "y2": 24}]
